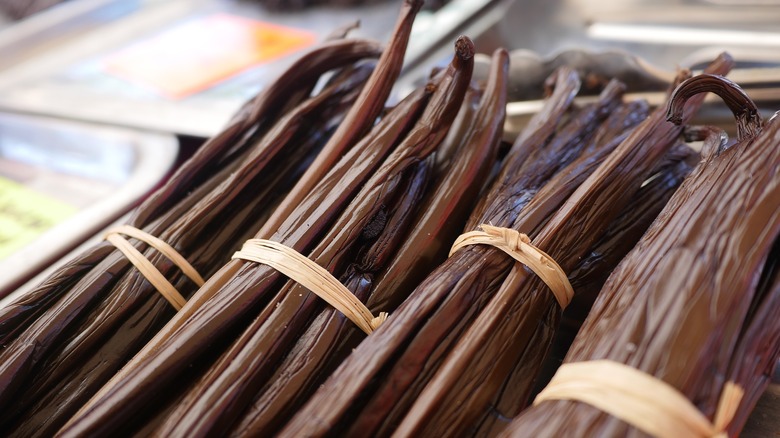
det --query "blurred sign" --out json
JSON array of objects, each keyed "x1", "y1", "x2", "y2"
[{"x1": 103, "y1": 14, "x2": 316, "y2": 98}]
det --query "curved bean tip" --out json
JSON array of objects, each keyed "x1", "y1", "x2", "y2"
[
  {"x1": 666, "y1": 111, "x2": 684, "y2": 126},
  {"x1": 667, "y1": 73, "x2": 762, "y2": 139},
  {"x1": 454, "y1": 35, "x2": 475, "y2": 61}
]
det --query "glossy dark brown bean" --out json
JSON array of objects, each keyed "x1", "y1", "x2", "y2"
[
  {"x1": 281, "y1": 68, "x2": 622, "y2": 438},
  {"x1": 257, "y1": 0, "x2": 424, "y2": 239},
  {"x1": 58, "y1": 67, "x2": 434, "y2": 438},
  {"x1": 0, "y1": 62, "x2": 375, "y2": 438},
  {"x1": 151, "y1": 36, "x2": 473, "y2": 437},
  {"x1": 503, "y1": 70, "x2": 780, "y2": 438},
  {"x1": 395, "y1": 55, "x2": 735, "y2": 438}
]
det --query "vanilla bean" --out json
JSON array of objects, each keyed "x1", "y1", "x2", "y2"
[
  {"x1": 394, "y1": 56, "x2": 734, "y2": 438},
  {"x1": 281, "y1": 68, "x2": 631, "y2": 437},
  {"x1": 59, "y1": 60, "x2": 435, "y2": 438},
  {"x1": 232, "y1": 47, "x2": 506, "y2": 437},
  {"x1": 0, "y1": 61, "x2": 375, "y2": 438},
  {"x1": 504, "y1": 72, "x2": 780, "y2": 438},
  {"x1": 257, "y1": 0, "x2": 424, "y2": 239},
  {"x1": 474, "y1": 141, "x2": 697, "y2": 437}
]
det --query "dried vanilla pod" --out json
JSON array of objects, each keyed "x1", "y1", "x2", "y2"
[
  {"x1": 475, "y1": 141, "x2": 698, "y2": 437},
  {"x1": 258, "y1": 0, "x2": 424, "y2": 238},
  {"x1": 60, "y1": 9, "x2": 440, "y2": 430},
  {"x1": 0, "y1": 54, "x2": 377, "y2": 438},
  {"x1": 503, "y1": 73, "x2": 780, "y2": 437},
  {"x1": 149, "y1": 37, "x2": 473, "y2": 437},
  {"x1": 0, "y1": 37, "x2": 384, "y2": 342},
  {"x1": 394, "y1": 54, "x2": 735, "y2": 438},
  {"x1": 280, "y1": 68, "x2": 631, "y2": 437},
  {"x1": 229, "y1": 47, "x2": 505, "y2": 438},
  {"x1": 432, "y1": 85, "x2": 483, "y2": 176}
]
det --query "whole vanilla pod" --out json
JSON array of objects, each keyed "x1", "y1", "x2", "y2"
[
  {"x1": 59, "y1": 33, "x2": 436, "y2": 435},
  {"x1": 230, "y1": 47, "x2": 506, "y2": 437},
  {"x1": 148, "y1": 37, "x2": 473, "y2": 437},
  {"x1": 475, "y1": 141, "x2": 698, "y2": 437},
  {"x1": 502, "y1": 74, "x2": 780, "y2": 438},
  {"x1": 54, "y1": 5, "x2": 427, "y2": 402},
  {"x1": 280, "y1": 68, "x2": 632, "y2": 437},
  {"x1": 0, "y1": 37, "x2": 384, "y2": 341},
  {"x1": 0, "y1": 59, "x2": 376, "y2": 438},
  {"x1": 393, "y1": 55, "x2": 735, "y2": 438},
  {"x1": 257, "y1": 0, "x2": 424, "y2": 239},
  {"x1": 366, "y1": 48, "x2": 507, "y2": 315}
]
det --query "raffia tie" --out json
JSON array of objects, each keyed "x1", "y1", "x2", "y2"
[
  {"x1": 449, "y1": 224, "x2": 574, "y2": 309},
  {"x1": 232, "y1": 239, "x2": 387, "y2": 335},
  {"x1": 534, "y1": 360, "x2": 744, "y2": 437},
  {"x1": 104, "y1": 225, "x2": 204, "y2": 311}
]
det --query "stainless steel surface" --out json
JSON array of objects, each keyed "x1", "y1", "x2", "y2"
[
  {"x1": 471, "y1": 0, "x2": 780, "y2": 69},
  {"x1": 395, "y1": 0, "x2": 780, "y2": 139}
]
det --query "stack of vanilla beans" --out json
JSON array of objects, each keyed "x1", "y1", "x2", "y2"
[{"x1": 1, "y1": 0, "x2": 778, "y2": 436}]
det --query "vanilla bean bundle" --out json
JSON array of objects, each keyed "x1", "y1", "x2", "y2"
[
  {"x1": 281, "y1": 67, "x2": 658, "y2": 437},
  {"x1": 503, "y1": 75, "x2": 780, "y2": 437},
  {"x1": 0, "y1": 42, "x2": 381, "y2": 437},
  {"x1": 0, "y1": 38, "x2": 382, "y2": 343},
  {"x1": 391, "y1": 56, "x2": 734, "y2": 437},
  {"x1": 474, "y1": 141, "x2": 698, "y2": 437},
  {"x1": 226, "y1": 47, "x2": 507, "y2": 438},
  {"x1": 146, "y1": 37, "x2": 473, "y2": 437}
]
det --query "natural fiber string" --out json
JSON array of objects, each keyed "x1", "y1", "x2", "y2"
[
  {"x1": 533, "y1": 360, "x2": 745, "y2": 437},
  {"x1": 449, "y1": 224, "x2": 574, "y2": 308},
  {"x1": 232, "y1": 239, "x2": 388, "y2": 335},
  {"x1": 104, "y1": 225, "x2": 205, "y2": 311}
]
